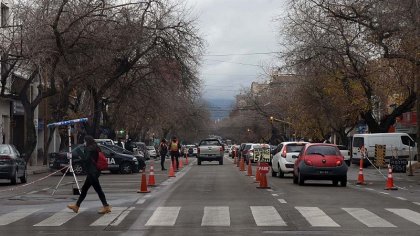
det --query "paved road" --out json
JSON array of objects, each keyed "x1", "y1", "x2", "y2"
[{"x1": 1, "y1": 155, "x2": 420, "y2": 235}]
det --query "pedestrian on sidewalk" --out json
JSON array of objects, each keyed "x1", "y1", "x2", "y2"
[
  {"x1": 169, "y1": 136, "x2": 181, "y2": 170},
  {"x1": 159, "y1": 138, "x2": 168, "y2": 170},
  {"x1": 67, "y1": 135, "x2": 111, "y2": 214}
]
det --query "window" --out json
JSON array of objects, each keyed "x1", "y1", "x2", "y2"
[
  {"x1": 353, "y1": 137, "x2": 364, "y2": 148},
  {"x1": 306, "y1": 146, "x2": 340, "y2": 156},
  {"x1": 199, "y1": 140, "x2": 221, "y2": 146},
  {"x1": 1, "y1": 3, "x2": 9, "y2": 27},
  {"x1": 401, "y1": 136, "x2": 415, "y2": 147},
  {"x1": 286, "y1": 144, "x2": 305, "y2": 153}
]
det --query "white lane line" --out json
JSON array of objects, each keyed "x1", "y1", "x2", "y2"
[
  {"x1": 365, "y1": 188, "x2": 374, "y2": 191},
  {"x1": 91, "y1": 207, "x2": 128, "y2": 226},
  {"x1": 342, "y1": 208, "x2": 396, "y2": 227},
  {"x1": 278, "y1": 199, "x2": 287, "y2": 204},
  {"x1": 250, "y1": 206, "x2": 287, "y2": 226},
  {"x1": 42, "y1": 188, "x2": 50, "y2": 191},
  {"x1": 295, "y1": 207, "x2": 339, "y2": 227},
  {"x1": 412, "y1": 202, "x2": 420, "y2": 206},
  {"x1": 111, "y1": 207, "x2": 135, "y2": 226},
  {"x1": 0, "y1": 208, "x2": 42, "y2": 226},
  {"x1": 136, "y1": 199, "x2": 146, "y2": 204},
  {"x1": 396, "y1": 197, "x2": 407, "y2": 201},
  {"x1": 380, "y1": 192, "x2": 389, "y2": 195},
  {"x1": 145, "y1": 207, "x2": 180, "y2": 226},
  {"x1": 272, "y1": 194, "x2": 279, "y2": 197},
  {"x1": 144, "y1": 194, "x2": 152, "y2": 199},
  {"x1": 201, "y1": 206, "x2": 230, "y2": 226},
  {"x1": 386, "y1": 208, "x2": 420, "y2": 225},
  {"x1": 267, "y1": 189, "x2": 274, "y2": 192},
  {"x1": 27, "y1": 191, "x2": 38, "y2": 194},
  {"x1": 34, "y1": 208, "x2": 86, "y2": 226}
]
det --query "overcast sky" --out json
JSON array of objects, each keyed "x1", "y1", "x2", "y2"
[{"x1": 185, "y1": 0, "x2": 288, "y2": 101}]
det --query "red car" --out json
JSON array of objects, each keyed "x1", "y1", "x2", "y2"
[{"x1": 293, "y1": 143, "x2": 348, "y2": 186}]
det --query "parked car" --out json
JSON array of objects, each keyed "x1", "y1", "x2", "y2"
[
  {"x1": 239, "y1": 143, "x2": 251, "y2": 158},
  {"x1": 134, "y1": 142, "x2": 150, "y2": 160},
  {"x1": 186, "y1": 144, "x2": 198, "y2": 157},
  {"x1": 94, "y1": 139, "x2": 115, "y2": 146},
  {"x1": 293, "y1": 143, "x2": 348, "y2": 186},
  {"x1": 271, "y1": 141, "x2": 308, "y2": 178},
  {"x1": 104, "y1": 144, "x2": 145, "y2": 171},
  {"x1": 49, "y1": 144, "x2": 139, "y2": 175},
  {"x1": 337, "y1": 145, "x2": 351, "y2": 166},
  {"x1": 243, "y1": 143, "x2": 261, "y2": 164},
  {"x1": 197, "y1": 138, "x2": 224, "y2": 165},
  {"x1": 0, "y1": 144, "x2": 27, "y2": 185},
  {"x1": 146, "y1": 146, "x2": 157, "y2": 159}
]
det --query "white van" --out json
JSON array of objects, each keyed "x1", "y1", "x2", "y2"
[{"x1": 351, "y1": 133, "x2": 417, "y2": 165}]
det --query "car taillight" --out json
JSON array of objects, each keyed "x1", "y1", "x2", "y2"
[
  {"x1": 220, "y1": 147, "x2": 223, "y2": 152},
  {"x1": 304, "y1": 158, "x2": 313, "y2": 166},
  {"x1": 281, "y1": 147, "x2": 287, "y2": 158},
  {"x1": 336, "y1": 160, "x2": 343, "y2": 166}
]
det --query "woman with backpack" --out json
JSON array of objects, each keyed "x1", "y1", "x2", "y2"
[{"x1": 67, "y1": 135, "x2": 111, "y2": 214}]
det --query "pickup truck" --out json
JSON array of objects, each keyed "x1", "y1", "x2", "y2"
[{"x1": 197, "y1": 139, "x2": 224, "y2": 165}]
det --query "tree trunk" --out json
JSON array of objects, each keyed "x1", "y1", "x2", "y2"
[
  {"x1": 23, "y1": 105, "x2": 37, "y2": 163},
  {"x1": 91, "y1": 92, "x2": 103, "y2": 138}
]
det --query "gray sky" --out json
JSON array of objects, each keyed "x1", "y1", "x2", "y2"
[{"x1": 185, "y1": 0, "x2": 288, "y2": 100}]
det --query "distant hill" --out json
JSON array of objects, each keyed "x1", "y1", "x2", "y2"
[{"x1": 206, "y1": 98, "x2": 234, "y2": 121}]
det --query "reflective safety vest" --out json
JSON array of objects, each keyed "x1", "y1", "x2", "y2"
[{"x1": 170, "y1": 141, "x2": 179, "y2": 152}]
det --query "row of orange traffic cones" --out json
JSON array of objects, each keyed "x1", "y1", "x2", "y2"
[
  {"x1": 138, "y1": 154, "x2": 190, "y2": 193},
  {"x1": 356, "y1": 158, "x2": 398, "y2": 190},
  {"x1": 234, "y1": 152, "x2": 270, "y2": 189}
]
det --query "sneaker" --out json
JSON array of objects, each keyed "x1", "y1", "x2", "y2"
[
  {"x1": 67, "y1": 204, "x2": 79, "y2": 213},
  {"x1": 98, "y1": 205, "x2": 112, "y2": 214}
]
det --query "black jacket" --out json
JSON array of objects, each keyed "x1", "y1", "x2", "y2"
[{"x1": 81, "y1": 144, "x2": 100, "y2": 175}]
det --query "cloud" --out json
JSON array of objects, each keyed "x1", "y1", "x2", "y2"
[{"x1": 186, "y1": 0, "x2": 288, "y2": 100}]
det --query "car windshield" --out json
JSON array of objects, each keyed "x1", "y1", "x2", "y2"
[
  {"x1": 306, "y1": 146, "x2": 339, "y2": 156},
  {"x1": 286, "y1": 144, "x2": 305, "y2": 153},
  {"x1": 200, "y1": 140, "x2": 220, "y2": 146},
  {"x1": 106, "y1": 144, "x2": 133, "y2": 154},
  {"x1": 244, "y1": 145, "x2": 252, "y2": 150},
  {"x1": 0, "y1": 145, "x2": 10, "y2": 154}
]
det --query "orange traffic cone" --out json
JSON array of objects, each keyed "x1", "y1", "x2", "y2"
[
  {"x1": 356, "y1": 158, "x2": 366, "y2": 185},
  {"x1": 137, "y1": 172, "x2": 151, "y2": 193},
  {"x1": 255, "y1": 162, "x2": 261, "y2": 183},
  {"x1": 148, "y1": 163, "x2": 156, "y2": 187},
  {"x1": 185, "y1": 153, "x2": 189, "y2": 165},
  {"x1": 247, "y1": 159, "x2": 253, "y2": 176},
  {"x1": 385, "y1": 164, "x2": 398, "y2": 190},
  {"x1": 179, "y1": 156, "x2": 184, "y2": 169},
  {"x1": 168, "y1": 160, "x2": 176, "y2": 177},
  {"x1": 256, "y1": 173, "x2": 270, "y2": 189},
  {"x1": 233, "y1": 153, "x2": 237, "y2": 165},
  {"x1": 240, "y1": 158, "x2": 245, "y2": 171}
]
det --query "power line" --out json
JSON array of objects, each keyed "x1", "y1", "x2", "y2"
[{"x1": 204, "y1": 51, "x2": 281, "y2": 57}]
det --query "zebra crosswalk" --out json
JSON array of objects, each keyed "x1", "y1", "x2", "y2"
[{"x1": 1, "y1": 205, "x2": 420, "y2": 228}]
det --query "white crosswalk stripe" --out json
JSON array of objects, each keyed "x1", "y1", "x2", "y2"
[
  {"x1": 250, "y1": 206, "x2": 287, "y2": 226},
  {"x1": 0, "y1": 208, "x2": 42, "y2": 226},
  {"x1": 386, "y1": 208, "x2": 420, "y2": 225},
  {"x1": 34, "y1": 208, "x2": 86, "y2": 227},
  {"x1": 145, "y1": 207, "x2": 180, "y2": 226},
  {"x1": 201, "y1": 206, "x2": 230, "y2": 226},
  {"x1": 90, "y1": 207, "x2": 132, "y2": 226},
  {"x1": 295, "y1": 207, "x2": 339, "y2": 227},
  {"x1": 343, "y1": 208, "x2": 396, "y2": 227}
]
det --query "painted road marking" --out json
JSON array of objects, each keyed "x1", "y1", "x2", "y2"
[
  {"x1": 396, "y1": 197, "x2": 407, "y2": 201},
  {"x1": 272, "y1": 194, "x2": 279, "y2": 197},
  {"x1": 90, "y1": 207, "x2": 129, "y2": 226},
  {"x1": 250, "y1": 206, "x2": 287, "y2": 226},
  {"x1": 386, "y1": 208, "x2": 420, "y2": 225},
  {"x1": 278, "y1": 199, "x2": 287, "y2": 204},
  {"x1": 342, "y1": 208, "x2": 395, "y2": 227},
  {"x1": 136, "y1": 199, "x2": 146, "y2": 204},
  {"x1": 145, "y1": 207, "x2": 180, "y2": 226},
  {"x1": 295, "y1": 207, "x2": 339, "y2": 227},
  {"x1": 0, "y1": 208, "x2": 42, "y2": 226},
  {"x1": 201, "y1": 206, "x2": 230, "y2": 226},
  {"x1": 413, "y1": 202, "x2": 420, "y2": 206},
  {"x1": 34, "y1": 208, "x2": 86, "y2": 226}
]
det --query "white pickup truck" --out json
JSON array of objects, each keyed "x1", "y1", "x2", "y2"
[{"x1": 197, "y1": 138, "x2": 224, "y2": 165}]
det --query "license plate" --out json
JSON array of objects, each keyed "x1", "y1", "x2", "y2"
[{"x1": 319, "y1": 170, "x2": 329, "y2": 174}]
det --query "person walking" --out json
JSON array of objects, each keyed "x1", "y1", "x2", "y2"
[
  {"x1": 169, "y1": 136, "x2": 181, "y2": 170},
  {"x1": 67, "y1": 135, "x2": 111, "y2": 214},
  {"x1": 159, "y1": 138, "x2": 168, "y2": 170}
]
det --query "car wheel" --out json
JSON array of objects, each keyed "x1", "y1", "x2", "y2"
[
  {"x1": 72, "y1": 163, "x2": 85, "y2": 175},
  {"x1": 110, "y1": 170, "x2": 119, "y2": 174},
  {"x1": 10, "y1": 169, "x2": 18, "y2": 185},
  {"x1": 198, "y1": 159, "x2": 201, "y2": 165},
  {"x1": 120, "y1": 162, "x2": 133, "y2": 174},
  {"x1": 332, "y1": 180, "x2": 339, "y2": 186},
  {"x1": 293, "y1": 173, "x2": 298, "y2": 184},
  {"x1": 20, "y1": 168, "x2": 28, "y2": 184},
  {"x1": 298, "y1": 171, "x2": 304, "y2": 186},
  {"x1": 341, "y1": 178, "x2": 347, "y2": 187},
  {"x1": 279, "y1": 165, "x2": 285, "y2": 178},
  {"x1": 219, "y1": 158, "x2": 223, "y2": 165},
  {"x1": 345, "y1": 160, "x2": 350, "y2": 166},
  {"x1": 271, "y1": 168, "x2": 277, "y2": 177}
]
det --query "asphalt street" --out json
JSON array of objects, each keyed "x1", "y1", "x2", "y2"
[{"x1": 1, "y1": 155, "x2": 420, "y2": 236}]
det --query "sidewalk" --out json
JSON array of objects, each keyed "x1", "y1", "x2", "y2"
[{"x1": 27, "y1": 165, "x2": 51, "y2": 175}]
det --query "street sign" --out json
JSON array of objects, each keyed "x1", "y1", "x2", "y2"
[
  {"x1": 390, "y1": 158, "x2": 408, "y2": 173},
  {"x1": 258, "y1": 162, "x2": 270, "y2": 174}
]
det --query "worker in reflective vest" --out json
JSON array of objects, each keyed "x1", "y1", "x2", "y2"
[{"x1": 170, "y1": 136, "x2": 181, "y2": 170}]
